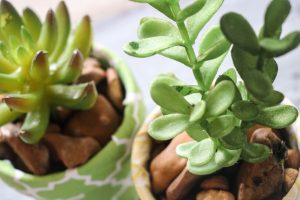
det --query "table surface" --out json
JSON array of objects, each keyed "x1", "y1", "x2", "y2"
[{"x1": 1, "y1": 0, "x2": 300, "y2": 199}]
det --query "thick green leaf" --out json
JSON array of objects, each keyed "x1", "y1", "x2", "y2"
[
  {"x1": 231, "y1": 100, "x2": 259, "y2": 121},
  {"x1": 0, "y1": 73, "x2": 21, "y2": 91},
  {"x1": 153, "y1": 73, "x2": 185, "y2": 86},
  {"x1": 263, "y1": 58, "x2": 278, "y2": 82},
  {"x1": 214, "y1": 146, "x2": 242, "y2": 167},
  {"x1": 190, "y1": 100, "x2": 206, "y2": 122},
  {"x1": 20, "y1": 27, "x2": 34, "y2": 51},
  {"x1": 198, "y1": 26, "x2": 230, "y2": 62},
  {"x1": 205, "y1": 80, "x2": 236, "y2": 117},
  {"x1": 188, "y1": 159, "x2": 220, "y2": 175},
  {"x1": 124, "y1": 36, "x2": 183, "y2": 58},
  {"x1": 3, "y1": 93, "x2": 39, "y2": 113},
  {"x1": 131, "y1": 0, "x2": 174, "y2": 19},
  {"x1": 20, "y1": 104, "x2": 49, "y2": 144},
  {"x1": 22, "y1": 8, "x2": 41, "y2": 42},
  {"x1": 177, "y1": 0, "x2": 207, "y2": 21},
  {"x1": 264, "y1": 0, "x2": 291, "y2": 37},
  {"x1": 208, "y1": 114, "x2": 236, "y2": 138},
  {"x1": 185, "y1": 93, "x2": 202, "y2": 105},
  {"x1": 151, "y1": 81, "x2": 191, "y2": 114},
  {"x1": 251, "y1": 90, "x2": 284, "y2": 107},
  {"x1": 149, "y1": 114, "x2": 189, "y2": 140},
  {"x1": 237, "y1": 81, "x2": 248, "y2": 101},
  {"x1": 223, "y1": 68, "x2": 237, "y2": 83},
  {"x1": 30, "y1": 51, "x2": 49, "y2": 82},
  {"x1": 176, "y1": 141, "x2": 197, "y2": 158},
  {"x1": 221, "y1": 12, "x2": 259, "y2": 54},
  {"x1": 175, "y1": 85, "x2": 202, "y2": 96},
  {"x1": 189, "y1": 138, "x2": 217, "y2": 166},
  {"x1": 220, "y1": 127, "x2": 246, "y2": 150},
  {"x1": 0, "y1": 103, "x2": 21, "y2": 126},
  {"x1": 161, "y1": 47, "x2": 191, "y2": 67},
  {"x1": 187, "y1": 0, "x2": 224, "y2": 43},
  {"x1": 255, "y1": 105, "x2": 298, "y2": 129},
  {"x1": 242, "y1": 143, "x2": 271, "y2": 163},
  {"x1": 186, "y1": 122, "x2": 208, "y2": 141},
  {"x1": 260, "y1": 31, "x2": 300, "y2": 57}
]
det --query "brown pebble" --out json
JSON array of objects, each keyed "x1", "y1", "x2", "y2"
[
  {"x1": 286, "y1": 149, "x2": 300, "y2": 169},
  {"x1": 78, "y1": 58, "x2": 106, "y2": 84},
  {"x1": 0, "y1": 142, "x2": 14, "y2": 160},
  {"x1": 196, "y1": 190, "x2": 235, "y2": 200},
  {"x1": 7, "y1": 137, "x2": 49, "y2": 175},
  {"x1": 107, "y1": 68, "x2": 124, "y2": 111},
  {"x1": 166, "y1": 167, "x2": 204, "y2": 200},
  {"x1": 283, "y1": 168, "x2": 299, "y2": 194},
  {"x1": 46, "y1": 123, "x2": 61, "y2": 134},
  {"x1": 150, "y1": 133, "x2": 192, "y2": 194},
  {"x1": 200, "y1": 176, "x2": 229, "y2": 191},
  {"x1": 66, "y1": 95, "x2": 121, "y2": 146},
  {"x1": 246, "y1": 125, "x2": 266, "y2": 141},
  {"x1": 53, "y1": 107, "x2": 73, "y2": 122},
  {"x1": 44, "y1": 133, "x2": 100, "y2": 168}
]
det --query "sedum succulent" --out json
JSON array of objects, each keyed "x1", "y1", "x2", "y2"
[
  {"x1": 0, "y1": 0, "x2": 97, "y2": 144},
  {"x1": 124, "y1": 0, "x2": 300, "y2": 175}
]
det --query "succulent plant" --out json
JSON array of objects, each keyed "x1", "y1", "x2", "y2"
[
  {"x1": 0, "y1": 0, "x2": 97, "y2": 144},
  {"x1": 124, "y1": 0, "x2": 300, "y2": 175}
]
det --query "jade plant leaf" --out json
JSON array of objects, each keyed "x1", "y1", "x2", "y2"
[
  {"x1": 220, "y1": 127, "x2": 246, "y2": 150},
  {"x1": 188, "y1": 159, "x2": 220, "y2": 175},
  {"x1": 185, "y1": 93, "x2": 202, "y2": 105},
  {"x1": 186, "y1": 122, "x2": 209, "y2": 141},
  {"x1": 176, "y1": 141, "x2": 198, "y2": 158},
  {"x1": 187, "y1": 0, "x2": 224, "y2": 43},
  {"x1": 264, "y1": 0, "x2": 291, "y2": 37},
  {"x1": 124, "y1": 36, "x2": 183, "y2": 58},
  {"x1": 221, "y1": 12, "x2": 259, "y2": 54},
  {"x1": 177, "y1": 0, "x2": 207, "y2": 21},
  {"x1": 198, "y1": 26, "x2": 230, "y2": 62},
  {"x1": 255, "y1": 105, "x2": 298, "y2": 129},
  {"x1": 175, "y1": 85, "x2": 202, "y2": 96},
  {"x1": 189, "y1": 100, "x2": 206, "y2": 122},
  {"x1": 189, "y1": 138, "x2": 217, "y2": 166},
  {"x1": 223, "y1": 68, "x2": 237, "y2": 83},
  {"x1": 263, "y1": 58, "x2": 278, "y2": 82},
  {"x1": 251, "y1": 90, "x2": 284, "y2": 107},
  {"x1": 259, "y1": 31, "x2": 300, "y2": 57},
  {"x1": 242, "y1": 143, "x2": 271, "y2": 163},
  {"x1": 149, "y1": 114, "x2": 189, "y2": 140},
  {"x1": 208, "y1": 114, "x2": 236, "y2": 138},
  {"x1": 231, "y1": 46, "x2": 257, "y2": 77},
  {"x1": 160, "y1": 47, "x2": 190, "y2": 67},
  {"x1": 151, "y1": 80, "x2": 191, "y2": 114},
  {"x1": 231, "y1": 100, "x2": 259, "y2": 121},
  {"x1": 214, "y1": 145, "x2": 242, "y2": 167},
  {"x1": 205, "y1": 80, "x2": 236, "y2": 117}
]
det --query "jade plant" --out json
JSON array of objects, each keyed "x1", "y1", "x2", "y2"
[
  {"x1": 124, "y1": 0, "x2": 300, "y2": 175},
  {"x1": 0, "y1": 0, "x2": 96, "y2": 144}
]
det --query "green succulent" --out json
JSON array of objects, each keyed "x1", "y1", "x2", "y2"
[
  {"x1": 0, "y1": 0, "x2": 97, "y2": 144},
  {"x1": 124, "y1": 0, "x2": 299, "y2": 175}
]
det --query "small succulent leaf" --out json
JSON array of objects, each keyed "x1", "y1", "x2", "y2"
[
  {"x1": 187, "y1": 0, "x2": 224, "y2": 43},
  {"x1": 223, "y1": 68, "x2": 237, "y2": 83},
  {"x1": 198, "y1": 26, "x2": 231, "y2": 62},
  {"x1": 0, "y1": 73, "x2": 21, "y2": 91},
  {"x1": 205, "y1": 80, "x2": 236, "y2": 117},
  {"x1": 231, "y1": 100, "x2": 259, "y2": 121},
  {"x1": 185, "y1": 93, "x2": 202, "y2": 105},
  {"x1": 264, "y1": 0, "x2": 291, "y2": 37},
  {"x1": 138, "y1": 17, "x2": 179, "y2": 39},
  {"x1": 150, "y1": 81, "x2": 191, "y2": 114},
  {"x1": 175, "y1": 85, "x2": 202, "y2": 97},
  {"x1": 52, "y1": 50, "x2": 83, "y2": 84},
  {"x1": 242, "y1": 143, "x2": 271, "y2": 163},
  {"x1": 214, "y1": 145, "x2": 242, "y2": 167},
  {"x1": 16, "y1": 46, "x2": 31, "y2": 66},
  {"x1": 20, "y1": 104, "x2": 49, "y2": 144},
  {"x1": 160, "y1": 47, "x2": 191, "y2": 67},
  {"x1": 259, "y1": 31, "x2": 300, "y2": 57},
  {"x1": 255, "y1": 105, "x2": 298, "y2": 129},
  {"x1": 124, "y1": 36, "x2": 183, "y2": 58},
  {"x1": 237, "y1": 81, "x2": 248, "y2": 101},
  {"x1": 50, "y1": 1, "x2": 71, "y2": 62},
  {"x1": 186, "y1": 122, "x2": 209, "y2": 141},
  {"x1": 0, "y1": 0, "x2": 23, "y2": 39},
  {"x1": 47, "y1": 82, "x2": 97, "y2": 110},
  {"x1": 187, "y1": 159, "x2": 221, "y2": 175},
  {"x1": 190, "y1": 100, "x2": 206, "y2": 122},
  {"x1": 243, "y1": 70, "x2": 273, "y2": 99},
  {"x1": 176, "y1": 141, "x2": 198, "y2": 158},
  {"x1": 208, "y1": 114, "x2": 236, "y2": 138},
  {"x1": 263, "y1": 58, "x2": 278, "y2": 82},
  {"x1": 153, "y1": 73, "x2": 185, "y2": 86},
  {"x1": 177, "y1": 0, "x2": 207, "y2": 21},
  {"x1": 189, "y1": 138, "x2": 217, "y2": 166},
  {"x1": 37, "y1": 10, "x2": 58, "y2": 55},
  {"x1": 0, "y1": 103, "x2": 21, "y2": 126},
  {"x1": 199, "y1": 52, "x2": 228, "y2": 90},
  {"x1": 221, "y1": 12, "x2": 259, "y2": 54},
  {"x1": 251, "y1": 90, "x2": 284, "y2": 107},
  {"x1": 148, "y1": 114, "x2": 190, "y2": 141},
  {"x1": 30, "y1": 51, "x2": 49, "y2": 81},
  {"x1": 22, "y1": 8, "x2": 42, "y2": 42},
  {"x1": 3, "y1": 93, "x2": 39, "y2": 113},
  {"x1": 220, "y1": 127, "x2": 246, "y2": 150},
  {"x1": 20, "y1": 26, "x2": 35, "y2": 51}
]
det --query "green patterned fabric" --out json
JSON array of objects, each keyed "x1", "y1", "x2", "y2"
[{"x1": 0, "y1": 47, "x2": 145, "y2": 200}]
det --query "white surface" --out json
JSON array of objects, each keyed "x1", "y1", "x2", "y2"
[{"x1": 1, "y1": 0, "x2": 300, "y2": 199}]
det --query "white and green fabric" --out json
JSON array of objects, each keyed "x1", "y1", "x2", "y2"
[{"x1": 0, "y1": 47, "x2": 145, "y2": 200}]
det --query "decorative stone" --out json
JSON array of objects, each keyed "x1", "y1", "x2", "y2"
[
  {"x1": 196, "y1": 190, "x2": 235, "y2": 200},
  {"x1": 78, "y1": 58, "x2": 106, "y2": 85},
  {"x1": 200, "y1": 176, "x2": 229, "y2": 191},
  {"x1": 107, "y1": 68, "x2": 124, "y2": 111}
]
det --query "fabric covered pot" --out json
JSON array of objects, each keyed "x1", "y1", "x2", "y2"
[
  {"x1": 0, "y1": 46, "x2": 145, "y2": 200},
  {"x1": 131, "y1": 99, "x2": 300, "y2": 200}
]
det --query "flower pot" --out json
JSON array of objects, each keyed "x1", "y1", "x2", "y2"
[
  {"x1": 131, "y1": 99, "x2": 300, "y2": 200},
  {"x1": 0, "y1": 46, "x2": 145, "y2": 200}
]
